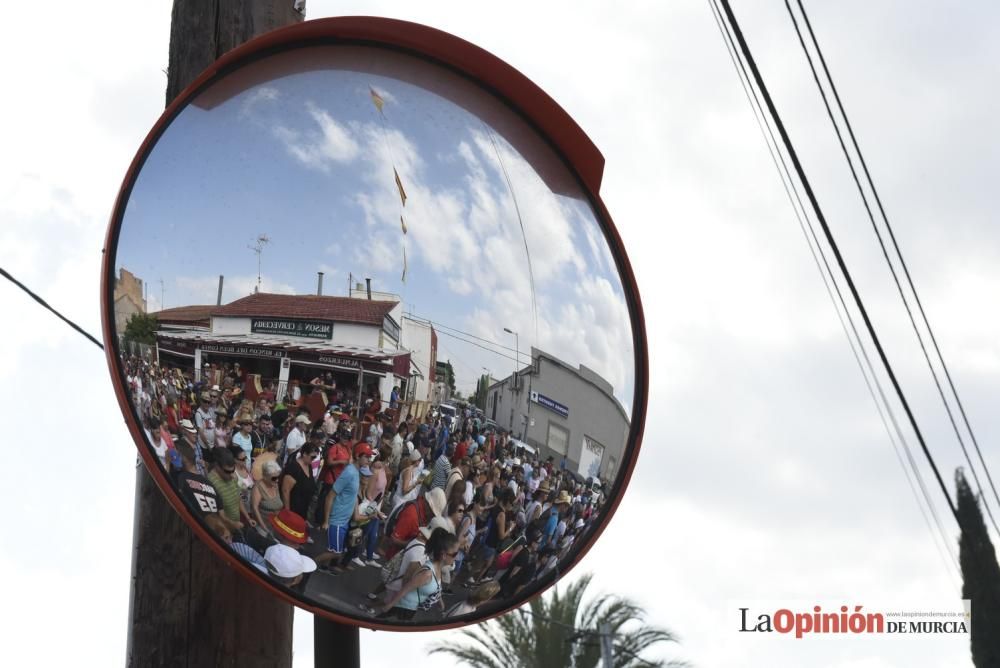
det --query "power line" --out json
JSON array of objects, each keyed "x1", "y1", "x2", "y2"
[
  {"x1": 1, "y1": 265, "x2": 104, "y2": 351},
  {"x1": 785, "y1": 0, "x2": 1000, "y2": 538},
  {"x1": 706, "y1": 0, "x2": 960, "y2": 583},
  {"x1": 483, "y1": 124, "x2": 540, "y2": 344},
  {"x1": 406, "y1": 311, "x2": 528, "y2": 363},
  {"x1": 434, "y1": 327, "x2": 521, "y2": 366},
  {"x1": 716, "y1": 0, "x2": 960, "y2": 525}
]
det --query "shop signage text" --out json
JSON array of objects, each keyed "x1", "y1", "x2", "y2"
[
  {"x1": 200, "y1": 343, "x2": 287, "y2": 359},
  {"x1": 251, "y1": 318, "x2": 333, "y2": 339},
  {"x1": 530, "y1": 390, "x2": 569, "y2": 418},
  {"x1": 317, "y1": 355, "x2": 362, "y2": 369}
]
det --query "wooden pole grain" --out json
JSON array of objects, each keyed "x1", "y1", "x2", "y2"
[{"x1": 127, "y1": 3, "x2": 302, "y2": 666}]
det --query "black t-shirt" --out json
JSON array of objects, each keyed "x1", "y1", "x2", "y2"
[
  {"x1": 485, "y1": 506, "x2": 505, "y2": 548},
  {"x1": 250, "y1": 429, "x2": 268, "y2": 458},
  {"x1": 176, "y1": 470, "x2": 221, "y2": 517},
  {"x1": 499, "y1": 548, "x2": 536, "y2": 598},
  {"x1": 282, "y1": 457, "x2": 316, "y2": 519},
  {"x1": 271, "y1": 408, "x2": 289, "y2": 430}
]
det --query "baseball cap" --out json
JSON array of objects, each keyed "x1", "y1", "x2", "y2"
[{"x1": 262, "y1": 544, "x2": 317, "y2": 578}]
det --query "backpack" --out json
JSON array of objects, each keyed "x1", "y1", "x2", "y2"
[
  {"x1": 384, "y1": 498, "x2": 426, "y2": 540},
  {"x1": 380, "y1": 541, "x2": 420, "y2": 584}
]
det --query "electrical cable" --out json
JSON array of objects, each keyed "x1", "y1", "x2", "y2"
[
  {"x1": 483, "y1": 124, "x2": 540, "y2": 345},
  {"x1": 1, "y1": 265, "x2": 104, "y2": 350},
  {"x1": 406, "y1": 311, "x2": 527, "y2": 361},
  {"x1": 706, "y1": 0, "x2": 960, "y2": 582},
  {"x1": 716, "y1": 0, "x2": 960, "y2": 525},
  {"x1": 786, "y1": 0, "x2": 1000, "y2": 537},
  {"x1": 427, "y1": 326, "x2": 520, "y2": 366}
]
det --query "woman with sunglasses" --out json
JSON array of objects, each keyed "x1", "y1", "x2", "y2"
[
  {"x1": 227, "y1": 444, "x2": 255, "y2": 511},
  {"x1": 231, "y1": 413, "x2": 255, "y2": 467},
  {"x1": 281, "y1": 443, "x2": 320, "y2": 523},
  {"x1": 252, "y1": 460, "x2": 284, "y2": 541},
  {"x1": 214, "y1": 408, "x2": 232, "y2": 449},
  {"x1": 376, "y1": 527, "x2": 458, "y2": 620}
]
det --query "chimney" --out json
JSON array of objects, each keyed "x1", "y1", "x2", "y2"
[
  {"x1": 317, "y1": 271, "x2": 324, "y2": 296},
  {"x1": 217, "y1": 275, "x2": 224, "y2": 305},
  {"x1": 365, "y1": 278, "x2": 372, "y2": 300}
]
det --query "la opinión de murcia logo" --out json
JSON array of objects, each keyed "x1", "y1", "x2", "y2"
[{"x1": 739, "y1": 605, "x2": 970, "y2": 639}]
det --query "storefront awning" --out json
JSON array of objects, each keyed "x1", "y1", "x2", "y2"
[{"x1": 156, "y1": 330, "x2": 414, "y2": 375}]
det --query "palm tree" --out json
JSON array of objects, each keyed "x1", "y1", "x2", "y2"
[{"x1": 429, "y1": 573, "x2": 685, "y2": 668}]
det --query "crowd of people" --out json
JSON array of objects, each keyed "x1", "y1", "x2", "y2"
[{"x1": 121, "y1": 354, "x2": 608, "y2": 622}]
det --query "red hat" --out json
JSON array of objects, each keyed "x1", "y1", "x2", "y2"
[
  {"x1": 354, "y1": 442, "x2": 373, "y2": 459},
  {"x1": 270, "y1": 509, "x2": 308, "y2": 544}
]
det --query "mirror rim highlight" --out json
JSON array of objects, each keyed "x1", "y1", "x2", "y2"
[{"x1": 100, "y1": 15, "x2": 649, "y2": 631}]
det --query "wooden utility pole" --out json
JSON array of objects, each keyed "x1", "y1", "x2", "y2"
[{"x1": 127, "y1": 3, "x2": 303, "y2": 667}]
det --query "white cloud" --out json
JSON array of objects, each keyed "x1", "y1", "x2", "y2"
[
  {"x1": 273, "y1": 101, "x2": 360, "y2": 171},
  {"x1": 239, "y1": 85, "x2": 279, "y2": 118}
]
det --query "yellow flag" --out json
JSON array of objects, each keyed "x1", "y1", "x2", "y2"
[
  {"x1": 394, "y1": 168, "x2": 407, "y2": 207},
  {"x1": 369, "y1": 86, "x2": 384, "y2": 114},
  {"x1": 400, "y1": 216, "x2": 407, "y2": 235},
  {"x1": 401, "y1": 246, "x2": 408, "y2": 284}
]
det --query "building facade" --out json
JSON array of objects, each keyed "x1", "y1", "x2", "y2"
[
  {"x1": 113, "y1": 267, "x2": 147, "y2": 333},
  {"x1": 400, "y1": 316, "x2": 437, "y2": 403},
  {"x1": 487, "y1": 347, "x2": 629, "y2": 482},
  {"x1": 153, "y1": 293, "x2": 415, "y2": 406}
]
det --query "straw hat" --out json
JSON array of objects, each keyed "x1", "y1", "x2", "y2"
[{"x1": 424, "y1": 487, "x2": 447, "y2": 517}]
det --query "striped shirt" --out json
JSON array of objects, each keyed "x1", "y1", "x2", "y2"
[
  {"x1": 431, "y1": 455, "x2": 451, "y2": 490},
  {"x1": 208, "y1": 471, "x2": 242, "y2": 524}
]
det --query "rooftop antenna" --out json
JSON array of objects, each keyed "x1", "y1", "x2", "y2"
[{"x1": 248, "y1": 234, "x2": 270, "y2": 293}]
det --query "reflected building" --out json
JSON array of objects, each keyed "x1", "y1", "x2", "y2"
[
  {"x1": 487, "y1": 347, "x2": 628, "y2": 482},
  {"x1": 432, "y1": 360, "x2": 454, "y2": 405},
  {"x1": 345, "y1": 282, "x2": 438, "y2": 405},
  {"x1": 399, "y1": 316, "x2": 437, "y2": 403},
  {"x1": 113, "y1": 268, "x2": 147, "y2": 333},
  {"x1": 150, "y1": 292, "x2": 423, "y2": 408}
]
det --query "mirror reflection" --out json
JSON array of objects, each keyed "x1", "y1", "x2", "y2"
[{"x1": 112, "y1": 44, "x2": 636, "y2": 624}]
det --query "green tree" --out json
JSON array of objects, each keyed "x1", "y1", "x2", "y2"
[
  {"x1": 445, "y1": 360, "x2": 456, "y2": 394},
  {"x1": 956, "y1": 469, "x2": 1000, "y2": 667},
  {"x1": 123, "y1": 312, "x2": 158, "y2": 344},
  {"x1": 429, "y1": 573, "x2": 684, "y2": 668}
]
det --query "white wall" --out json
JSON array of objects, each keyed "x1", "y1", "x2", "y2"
[
  {"x1": 211, "y1": 316, "x2": 250, "y2": 335},
  {"x1": 336, "y1": 322, "x2": 380, "y2": 347},
  {"x1": 210, "y1": 316, "x2": 380, "y2": 347},
  {"x1": 402, "y1": 318, "x2": 433, "y2": 402}
]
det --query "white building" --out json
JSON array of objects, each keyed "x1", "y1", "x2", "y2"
[
  {"x1": 400, "y1": 316, "x2": 437, "y2": 402},
  {"x1": 153, "y1": 292, "x2": 416, "y2": 406},
  {"x1": 487, "y1": 347, "x2": 629, "y2": 482}
]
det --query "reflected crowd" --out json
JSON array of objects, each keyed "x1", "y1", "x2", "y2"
[{"x1": 121, "y1": 354, "x2": 608, "y2": 621}]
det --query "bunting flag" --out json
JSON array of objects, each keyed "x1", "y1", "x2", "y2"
[
  {"x1": 400, "y1": 215, "x2": 407, "y2": 235},
  {"x1": 369, "y1": 86, "x2": 385, "y2": 114},
  {"x1": 401, "y1": 246, "x2": 408, "y2": 284},
  {"x1": 394, "y1": 168, "x2": 407, "y2": 207}
]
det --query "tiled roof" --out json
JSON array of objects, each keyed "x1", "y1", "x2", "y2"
[
  {"x1": 212, "y1": 293, "x2": 398, "y2": 326},
  {"x1": 151, "y1": 304, "x2": 215, "y2": 326}
]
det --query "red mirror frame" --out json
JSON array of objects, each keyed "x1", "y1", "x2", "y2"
[{"x1": 100, "y1": 16, "x2": 648, "y2": 630}]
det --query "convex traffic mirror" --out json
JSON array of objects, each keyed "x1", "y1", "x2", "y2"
[{"x1": 103, "y1": 17, "x2": 647, "y2": 629}]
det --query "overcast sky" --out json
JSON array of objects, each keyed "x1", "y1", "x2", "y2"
[{"x1": 1, "y1": 1, "x2": 997, "y2": 666}]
